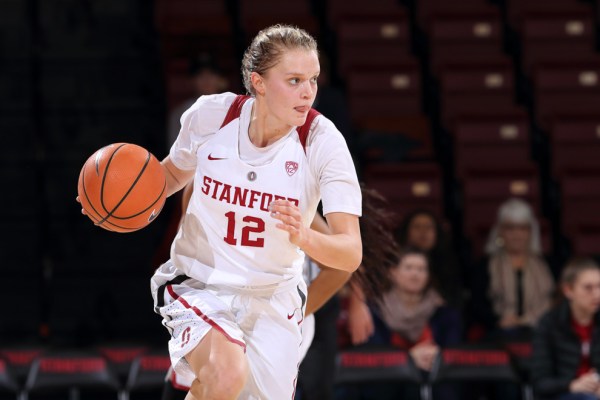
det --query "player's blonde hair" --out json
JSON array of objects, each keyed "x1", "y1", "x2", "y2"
[{"x1": 241, "y1": 24, "x2": 318, "y2": 96}]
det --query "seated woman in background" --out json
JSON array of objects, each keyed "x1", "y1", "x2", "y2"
[
  {"x1": 469, "y1": 198, "x2": 555, "y2": 339},
  {"x1": 347, "y1": 209, "x2": 463, "y2": 347},
  {"x1": 532, "y1": 258, "x2": 600, "y2": 400},
  {"x1": 394, "y1": 209, "x2": 464, "y2": 308},
  {"x1": 338, "y1": 248, "x2": 461, "y2": 400}
]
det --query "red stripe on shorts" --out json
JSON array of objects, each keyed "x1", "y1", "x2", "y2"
[
  {"x1": 170, "y1": 369, "x2": 191, "y2": 391},
  {"x1": 166, "y1": 285, "x2": 247, "y2": 352}
]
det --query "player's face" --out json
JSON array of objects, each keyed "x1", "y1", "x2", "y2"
[
  {"x1": 564, "y1": 269, "x2": 600, "y2": 317},
  {"x1": 391, "y1": 253, "x2": 429, "y2": 294},
  {"x1": 260, "y1": 48, "x2": 320, "y2": 127}
]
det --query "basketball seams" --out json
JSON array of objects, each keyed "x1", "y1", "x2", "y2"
[
  {"x1": 109, "y1": 178, "x2": 166, "y2": 220},
  {"x1": 98, "y1": 146, "x2": 151, "y2": 224},
  {"x1": 99, "y1": 143, "x2": 128, "y2": 220},
  {"x1": 80, "y1": 161, "x2": 140, "y2": 232}
]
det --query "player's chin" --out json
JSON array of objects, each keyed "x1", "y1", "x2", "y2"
[{"x1": 290, "y1": 112, "x2": 308, "y2": 126}]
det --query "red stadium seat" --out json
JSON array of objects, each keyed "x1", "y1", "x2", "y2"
[
  {"x1": 347, "y1": 60, "x2": 421, "y2": 121},
  {"x1": 335, "y1": 347, "x2": 422, "y2": 385},
  {"x1": 571, "y1": 227, "x2": 600, "y2": 256},
  {"x1": 239, "y1": 0, "x2": 318, "y2": 38},
  {"x1": 24, "y1": 351, "x2": 121, "y2": 398},
  {"x1": 462, "y1": 161, "x2": 541, "y2": 239},
  {"x1": 357, "y1": 115, "x2": 434, "y2": 162},
  {"x1": 442, "y1": 96, "x2": 521, "y2": 133},
  {"x1": 561, "y1": 168, "x2": 600, "y2": 235},
  {"x1": 453, "y1": 112, "x2": 531, "y2": 178},
  {"x1": 337, "y1": 17, "x2": 411, "y2": 78},
  {"x1": 417, "y1": 0, "x2": 499, "y2": 31},
  {"x1": 362, "y1": 162, "x2": 443, "y2": 224},
  {"x1": 155, "y1": 0, "x2": 232, "y2": 36},
  {"x1": 125, "y1": 351, "x2": 172, "y2": 397},
  {"x1": 424, "y1": 3, "x2": 503, "y2": 77},
  {"x1": 550, "y1": 116, "x2": 600, "y2": 177},
  {"x1": 431, "y1": 52, "x2": 511, "y2": 81},
  {"x1": 517, "y1": 2, "x2": 596, "y2": 75},
  {"x1": 533, "y1": 62, "x2": 600, "y2": 130},
  {"x1": 327, "y1": 0, "x2": 406, "y2": 29},
  {"x1": 440, "y1": 64, "x2": 515, "y2": 124},
  {"x1": 507, "y1": 0, "x2": 592, "y2": 30}
]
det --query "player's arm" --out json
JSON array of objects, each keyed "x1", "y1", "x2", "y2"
[
  {"x1": 271, "y1": 201, "x2": 361, "y2": 272},
  {"x1": 161, "y1": 156, "x2": 194, "y2": 197},
  {"x1": 306, "y1": 211, "x2": 361, "y2": 272},
  {"x1": 304, "y1": 215, "x2": 352, "y2": 315}
]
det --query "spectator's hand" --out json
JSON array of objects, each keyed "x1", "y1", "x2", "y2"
[
  {"x1": 499, "y1": 314, "x2": 521, "y2": 329},
  {"x1": 409, "y1": 342, "x2": 439, "y2": 372},
  {"x1": 347, "y1": 296, "x2": 374, "y2": 345},
  {"x1": 570, "y1": 370, "x2": 600, "y2": 393}
]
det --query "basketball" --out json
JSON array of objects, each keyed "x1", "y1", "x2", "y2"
[{"x1": 77, "y1": 143, "x2": 167, "y2": 233}]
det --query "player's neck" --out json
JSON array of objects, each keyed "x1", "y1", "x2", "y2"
[{"x1": 248, "y1": 100, "x2": 292, "y2": 148}]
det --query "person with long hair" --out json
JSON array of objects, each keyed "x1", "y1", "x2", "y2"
[{"x1": 469, "y1": 198, "x2": 555, "y2": 338}]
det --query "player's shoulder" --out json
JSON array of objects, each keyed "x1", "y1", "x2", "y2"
[
  {"x1": 188, "y1": 92, "x2": 239, "y2": 114},
  {"x1": 307, "y1": 112, "x2": 346, "y2": 147}
]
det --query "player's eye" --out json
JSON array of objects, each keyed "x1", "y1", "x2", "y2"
[
  {"x1": 289, "y1": 78, "x2": 300, "y2": 85},
  {"x1": 310, "y1": 76, "x2": 318, "y2": 84}
]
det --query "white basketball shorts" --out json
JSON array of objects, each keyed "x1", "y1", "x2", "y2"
[{"x1": 151, "y1": 261, "x2": 307, "y2": 400}]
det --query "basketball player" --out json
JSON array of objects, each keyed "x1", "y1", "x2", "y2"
[
  {"x1": 152, "y1": 25, "x2": 362, "y2": 400},
  {"x1": 160, "y1": 186, "x2": 396, "y2": 400}
]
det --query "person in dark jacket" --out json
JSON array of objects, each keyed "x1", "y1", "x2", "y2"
[{"x1": 532, "y1": 258, "x2": 600, "y2": 400}]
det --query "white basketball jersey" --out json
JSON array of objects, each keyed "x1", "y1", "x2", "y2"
[{"x1": 171, "y1": 97, "x2": 321, "y2": 287}]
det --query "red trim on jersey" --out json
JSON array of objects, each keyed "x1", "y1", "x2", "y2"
[
  {"x1": 220, "y1": 95, "x2": 251, "y2": 129},
  {"x1": 296, "y1": 108, "x2": 320, "y2": 151},
  {"x1": 220, "y1": 94, "x2": 321, "y2": 153},
  {"x1": 166, "y1": 285, "x2": 247, "y2": 352}
]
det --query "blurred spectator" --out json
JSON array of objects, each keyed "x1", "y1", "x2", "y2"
[
  {"x1": 532, "y1": 258, "x2": 600, "y2": 400},
  {"x1": 340, "y1": 248, "x2": 461, "y2": 400},
  {"x1": 395, "y1": 209, "x2": 464, "y2": 307},
  {"x1": 469, "y1": 198, "x2": 555, "y2": 339},
  {"x1": 167, "y1": 52, "x2": 229, "y2": 146}
]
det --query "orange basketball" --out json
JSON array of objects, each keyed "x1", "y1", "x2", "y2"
[{"x1": 77, "y1": 143, "x2": 167, "y2": 233}]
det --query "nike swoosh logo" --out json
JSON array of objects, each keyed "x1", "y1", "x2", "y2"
[
  {"x1": 287, "y1": 312, "x2": 295, "y2": 320},
  {"x1": 208, "y1": 153, "x2": 227, "y2": 161}
]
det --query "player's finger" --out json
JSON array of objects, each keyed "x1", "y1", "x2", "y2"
[
  {"x1": 275, "y1": 223, "x2": 300, "y2": 234},
  {"x1": 269, "y1": 201, "x2": 300, "y2": 215},
  {"x1": 271, "y1": 213, "x2": 300, "y2": 227}
]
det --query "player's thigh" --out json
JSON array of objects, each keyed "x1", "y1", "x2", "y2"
[{"x1": 185, "y1": 328, "x2": 248, "y2": 378}]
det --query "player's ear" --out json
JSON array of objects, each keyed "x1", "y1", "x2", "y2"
[{"x1": 251, "y1": 72, "x2": 266, "y2": 96}]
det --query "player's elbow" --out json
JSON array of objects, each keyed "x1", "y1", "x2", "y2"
[{"x1": 346, "y1": 243, "x2": 363, "y2": 272}]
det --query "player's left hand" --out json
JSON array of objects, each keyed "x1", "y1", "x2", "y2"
[{"x1": 270, "y1": 200, "x2": 308, "y2": 247}]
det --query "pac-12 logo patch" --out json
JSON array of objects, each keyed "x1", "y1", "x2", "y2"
[{"x1": 285, "y1": 161, "x2": 299, "y2": 176}]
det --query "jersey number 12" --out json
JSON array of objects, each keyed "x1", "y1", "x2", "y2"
[{"x1": 223, "y1": 211, "x2": 265, "y2": 247}]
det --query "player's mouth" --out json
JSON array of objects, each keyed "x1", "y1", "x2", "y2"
[{"x1": 294, "y1": 106, "x2": 309, "y2": 114}]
